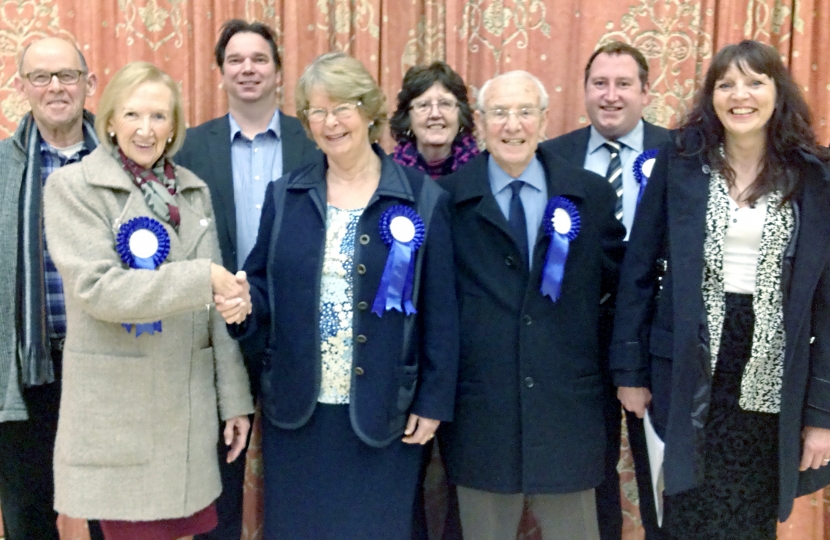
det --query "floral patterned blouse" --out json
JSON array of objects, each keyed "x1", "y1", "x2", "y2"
[{"x1": 318, "y1": 205, "x2": 364, "y2": 404}]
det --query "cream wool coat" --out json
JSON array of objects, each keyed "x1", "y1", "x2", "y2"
[{"x1": 43, "y1": 146, "x2": 254, "y2": 521}]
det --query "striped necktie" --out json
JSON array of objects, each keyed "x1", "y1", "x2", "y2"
[{"x1": 603, "y1": 141, "x2": 623, "y2": 221}]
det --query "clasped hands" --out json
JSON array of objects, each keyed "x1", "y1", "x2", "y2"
[{"x1": 210, "y1": 263, "x2": 252, "y2": 324}]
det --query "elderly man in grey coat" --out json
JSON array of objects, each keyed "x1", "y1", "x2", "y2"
[{"x1": 0, "y1": 37, "x2": 105, "y2": 540}]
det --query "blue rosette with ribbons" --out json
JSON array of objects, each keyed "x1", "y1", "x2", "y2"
[
  {"x1": 371, "y1": 205, "x2": 426, "y2": 316},
  {"x1": 115, "y1": 216, "x2": 171, "y2": 336},
  {"x1": 633, "y1": 148, "x2": 659, "y2": 206},
  {"x1": 540, "y1": 196, "x2": 581, "y2": 302}
]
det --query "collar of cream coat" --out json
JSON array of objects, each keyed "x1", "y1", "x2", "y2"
[{"x1": 81, "y1": 145, "x2": 206, "y2": 192}]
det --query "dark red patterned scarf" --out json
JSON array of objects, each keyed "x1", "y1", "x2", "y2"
[{"x1": 115, "y1": 147, "x2": 180, "y2": 227}]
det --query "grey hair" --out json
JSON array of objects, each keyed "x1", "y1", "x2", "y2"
[{"x1": 476, "y1": 70, "x2": 549, "y2": 110}]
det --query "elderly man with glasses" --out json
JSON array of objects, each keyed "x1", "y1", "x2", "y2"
[
  {"x1": 0, "y1": 37, "x2": 104, "y2": 540},
  {"x1": 437, "y1": 71, "x2": 626, "y2": 540}
]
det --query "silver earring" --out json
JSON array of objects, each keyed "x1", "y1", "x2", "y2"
[
  {"x1": 109, "y1": 132, "x2": 115, "y2": 138},
  {"x1": 167, "y1": 137, "x2": 173, "y2": 143}
]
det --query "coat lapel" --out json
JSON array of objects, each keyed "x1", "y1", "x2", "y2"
[
  {"x1": 784, "y1": 163, "x2": 830, "y2": 351},
  {"x1": 280, "y1": 112, "x2": 308, "y2": 174},
  {"x1": 454, "y1": 153, "x2": 517, "y2": 249},
  {"x1": 206, "y1": 116, "x2": 237, "y2": 259}
]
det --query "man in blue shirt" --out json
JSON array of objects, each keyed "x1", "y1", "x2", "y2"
[
  {"x1": 543, "y1": 41, "x2": 671, "y2": 540},
  {"x1": 0, "y1": 37, "x2": 104, "y2": 540},
  {"x1": 439, "y1": 71, "x2": 625, "y2": 540},
  {"x1": 175, "y1": 19, "x2": 319, "y2": 540}
]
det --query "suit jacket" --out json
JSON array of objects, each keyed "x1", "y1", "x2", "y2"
[
  {"x1": 43, "y1": 146, "x2": 253, "y2": 520},
  {"x1": 610, "y1": 133, "x2": 830, "y2": 520},
  {"x1": 541, "y1": 120, "x2": 672, "y2": 169},
  {"x1": 438, "y1": 149, "x2": 626, "y2": 494},
  {"x1": 175, "y1": 112, "x2": 320, "y2": 390},
  {"x1": 233, "y1": 148, "x2": 459, "y2": 447}
]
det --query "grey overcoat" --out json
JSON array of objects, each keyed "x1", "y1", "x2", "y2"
[{"x1": 43, "y1": 146, "x2": 254, "y2": 521}]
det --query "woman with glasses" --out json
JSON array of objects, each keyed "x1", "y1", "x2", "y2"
[
  {"x1": 391, "y1": 62, "x2": 479, "y2": 178},
  {"x1": 230, "y1": 52, "x2": 459, "y2": 540}
]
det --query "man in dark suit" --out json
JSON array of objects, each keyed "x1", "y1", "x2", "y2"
[
  {"x1": 175, "y1": 19, "x2": 319, "y2": 540},
  {"x1": 438, "y1": 70, "x2": 625, "y2": 540},
  {"x1": 542, "y1": 41, "x2": 671, "y2": 540}
]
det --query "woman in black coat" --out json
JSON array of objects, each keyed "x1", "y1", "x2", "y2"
[{"x1": 610, "y1": 40, "x2": 830, "y2": 540}]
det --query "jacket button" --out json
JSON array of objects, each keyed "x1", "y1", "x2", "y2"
[
  {"x1": 524, "y1": 377, "x2": 534, "y2": 388},
  {"x1": 356, "y1": 334, "x2": 367, "y2": 344},
  {"x1": 354, "y1": 367, "x2": 365, "y2": 376},
  {"x1": 357, "y1": 301, "x2": 368, "y2": 310},
  {"x1": 359, "y1": 234, "x2": 370, "y2": 245},
  {"x1": 523, "y1": 314, "x2": 532, "y2": 326},
  {"x1": 505, "y1": 255, "x2": 515, "y2": 267},
  {"x1": 357, "y1": 264, "x2": 366, "y2": 275},
  {"x1": 810, "y1": 336, "x2": 816, "y2": 344}
]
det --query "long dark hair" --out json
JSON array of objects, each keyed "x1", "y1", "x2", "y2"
[
  {"x1": 677, "y1": 40, "x2": 829, "y2": 203},
  {"x1": 389, "y1": 61, "x2": 475, "y2": 144}
]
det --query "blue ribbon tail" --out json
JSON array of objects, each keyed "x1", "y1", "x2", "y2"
[
  {"x1": 636, "y1": 178, "x2": 648, "y2": 207},
  {"x1": 372, "y1": 241, "x2": 412, "y2": 316},
  {"x1": 134, "y1": 256, "x2": 156, "y2": 270},
  {"x1": 122, "y1": 323, "x2": 133, "y2": 334},
  {"x1": 540, "y1": 233, "x2": 569, "y2": 301},
  {"x1": 134, "y1": 322, "x2": 160, "y2": 337},
  {"x1": 402, "y1": 256, "x2": 417, "y2": 315}
]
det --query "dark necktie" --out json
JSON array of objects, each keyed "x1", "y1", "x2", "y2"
[
  {"x1": 508, "y1": 180, "x2": 528, "y2": 263},
  {"x1": 603, "y1": 141, "x2": 623, "y2": 221}
]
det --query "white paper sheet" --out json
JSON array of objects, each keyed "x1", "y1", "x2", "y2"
[{"x1": 642, "y1": 409, "x2": 665, "y2": 526}]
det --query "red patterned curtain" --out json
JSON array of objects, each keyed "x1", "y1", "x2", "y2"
[{"x1": 1, "y1": 1, "x2": 829, "y2": 539}]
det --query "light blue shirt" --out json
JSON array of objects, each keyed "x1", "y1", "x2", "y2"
[
  {"x1": 230, "y1": 110, "x2": 283, "y2": 269},
  {"x1": 488, "y1": 155, "x2": 548, "y2": 266},
  {"x1": 583, "y1": 120, "x2": 644, "y2": 239}
]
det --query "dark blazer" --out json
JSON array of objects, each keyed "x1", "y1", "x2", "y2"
[
  {"x1": 610, "y1": 133, "x2": 830, "y2": 520},
  {"x1": 438, "y1": 149, "x2": 626, "y2": 494},
  {"x1": 233, "y1": 148, "x2": 459, "y2": 448},
  {"x1": 175, "y1": 112, "x2": 320, "y2": 273},
  {"x1": 175, "y1": 112, "x2": 320, "y2": 390},
  {"x1": 542, "y1": 120, "x2": 672, "y2": 169}
]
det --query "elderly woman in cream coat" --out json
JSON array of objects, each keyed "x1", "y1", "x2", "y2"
[{"x1": 43, "y1": 62, "x2": 253, "y2": 539}]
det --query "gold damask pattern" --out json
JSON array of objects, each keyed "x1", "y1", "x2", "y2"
[
  {"x1": 459, "y1": 0, "x2": 550, "y2": 67},
  {"x1": 599, "y1": 0, "x2": 714, "y2": 128},
  {"x1": 315, "y1": 0, "x2": 379, "y2": 52},
  {"x1": 401, "y1": 0, "x2": 446, "y2": 73},
  {"x1": 114, "y1": 0, "x2": 185, "y2": 51}
]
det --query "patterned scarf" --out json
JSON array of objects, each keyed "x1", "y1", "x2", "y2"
[
  {"x1": 19, "y1": 112, "x2": 98, "y2": 386},
  {"x1": 114, "y1": 147, "x2": 180, "y2": 227},
  {"x1": 700, "y1": 170, "x2": 794, "y2": 413},
  {"x1": 392, "y1": 133, "x2": 480, "y2": 178}
]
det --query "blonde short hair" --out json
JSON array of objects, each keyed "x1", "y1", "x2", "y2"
[
  {"x1": 95, "y1": 61, "x2": 186, "y2": 156},
  {"x1": 295, "y1": 52, "x2": 387, "y2": 142}
]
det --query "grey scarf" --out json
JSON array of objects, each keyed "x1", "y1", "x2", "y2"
[{"x1": 19, "y1": 112, "x2": 98, "y2": 386}]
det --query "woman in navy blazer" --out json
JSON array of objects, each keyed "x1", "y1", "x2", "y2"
[
  {"x1": 611, "y1": 40, "x2": 830, "y2": 539},
  {"x1": 230, "y1": 52, "x2": 458, "y2": 540}
]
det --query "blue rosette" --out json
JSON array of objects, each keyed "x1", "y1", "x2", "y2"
[
  {"x1": 540, "y1": 196, "x2": 581, "y2": 302},
  {"x1": 633, "y1": 148, "x2": 659, "y2": 206},
  {"x1": 371, "y1": 205, "x2": 426, "y2": 316},
  {"x1": 115, "y1": 216, "x2": 171, "y2": 336}
]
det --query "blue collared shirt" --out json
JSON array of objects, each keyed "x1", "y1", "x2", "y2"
[
  {"x1": 488, "y1": 155, "x2": 548, "y2": 266},
  {"x1": 41, "y1": 141, "x2": 91, "y2": 338},
  {"x1": 583, "y1": 120, "x2": 644, "y2": 239},
  {"x1": 230, "y1": 110, "x2": 284, "y2": 269}
]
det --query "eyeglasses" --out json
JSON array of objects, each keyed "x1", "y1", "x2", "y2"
[
  {"x1": 304, "y1": 101, "x2": 362, "y2": 123},
  {"x1": 410, "y1": 99, "x2": 458, "y2": 116},
  {"x1": 22, "y1": 69, "x2": 86, "y2": 87},
  {"x1": 481, "y1": 107, "x2": 544, "y2": 125}
]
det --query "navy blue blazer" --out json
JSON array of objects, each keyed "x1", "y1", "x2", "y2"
[
  {"x1": 438, "y1": 149, "x2": 626, "y2": 494},
  {"x1": 233, "y1": 148, "x2": 459, "y2": 448},
  {"x1": 610, "y1": 132, "x2": 830, "y2": 520}
]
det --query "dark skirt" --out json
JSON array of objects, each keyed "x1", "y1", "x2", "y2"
[
  {"x1": 262, "y1": 403, "x2": 423, "y2": 540},
  {"x1": 663, "y1": 293, "x2": 779, "y2": 540},
  {"x1": 99, "y1": 502, "x2": 217, "y2": 540}
]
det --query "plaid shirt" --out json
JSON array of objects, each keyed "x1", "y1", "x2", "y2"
[{"x1": 41, "y1": 142, "x2": 90, "y2": 338}]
